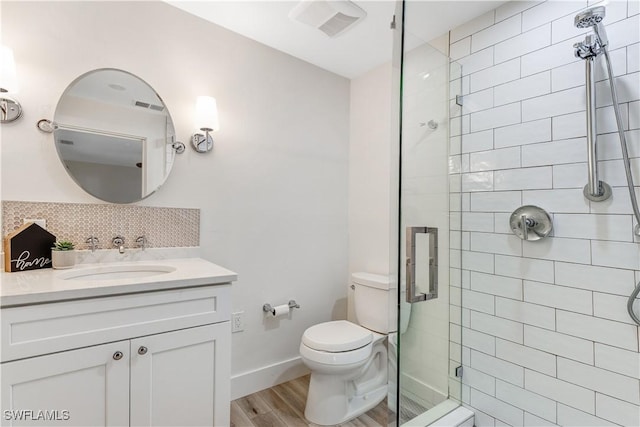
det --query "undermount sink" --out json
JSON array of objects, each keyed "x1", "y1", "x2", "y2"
[{"x1": 60, "y1": 264, "x2": 176, "y2": 281}]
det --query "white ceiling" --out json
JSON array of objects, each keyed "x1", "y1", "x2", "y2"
[{"x1": 166, "y1": 1, "x2": 506, "y2": 79}]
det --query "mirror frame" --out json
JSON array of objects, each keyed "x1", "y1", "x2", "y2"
[{"x1": 53, "y1": 68, "x2": 178, "y2": 204}]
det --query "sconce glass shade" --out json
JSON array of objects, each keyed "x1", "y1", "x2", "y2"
[
  {"x1": 195, "y1": 96, "x2": 219, "y2": 131},
  {"x1": 0, "y1": 46, "x2": 18, "y2": 93}
]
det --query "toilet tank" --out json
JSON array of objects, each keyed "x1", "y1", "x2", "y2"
[{"x1": 352, "y1": 272, "x2": 397, "y2": 334}]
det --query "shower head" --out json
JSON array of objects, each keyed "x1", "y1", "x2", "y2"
[
  {"x1": 575, "y1": 6, "x2": 606, "y2": 28},
  {"x1": 575, "y1": 6, "x2": 608, "y2": 47}
]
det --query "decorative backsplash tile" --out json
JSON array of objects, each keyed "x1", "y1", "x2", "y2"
[{"x1": 2, "y1": 201, "x2": 199, "y2": 250}]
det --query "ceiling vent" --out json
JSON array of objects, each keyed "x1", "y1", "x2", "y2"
[
  {"x1": 289, "y1": 0, "x2": 367, "y2": 38},
  {"x1": 134, "y1": 100, "x2": 165, "y2": 112}
]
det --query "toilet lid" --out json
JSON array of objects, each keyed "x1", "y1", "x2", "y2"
[{"x1": 302, "y1": 320, "x2": 372, "y2": 352}]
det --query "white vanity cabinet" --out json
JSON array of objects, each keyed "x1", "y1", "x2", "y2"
[
  {"x1": 1, "y1": 283, "x2": 232, "y2": 427},
  {"x1": 1, "y1": 340, "x2": 131, "y2": 426},
  {"x1": 129, "y1": 323, "x2": 230, "y2": 426}
]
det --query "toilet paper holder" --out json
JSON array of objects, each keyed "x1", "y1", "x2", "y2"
[{"x1": 263, "y1": 300, "x2": 300, "y2": 314}]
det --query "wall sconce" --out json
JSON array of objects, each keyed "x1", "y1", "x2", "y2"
[
  {"x1": 0, "y1": 46, "x2": 22, "y2": 123},
  {"x1": 192, "y1": 96, "x2": 219, "y2": 153}
]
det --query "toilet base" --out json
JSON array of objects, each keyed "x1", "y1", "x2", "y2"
[
  {"x1": 303, "y1": 341, "x2": 388, "y2": 426},
  {"x1": 304, "y1": 377, "x2": 387, "y2": 426}
]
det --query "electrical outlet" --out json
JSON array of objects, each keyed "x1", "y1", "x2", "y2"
[{"x1": 232, "y1": 311, "x2": 244, "y2": 333}]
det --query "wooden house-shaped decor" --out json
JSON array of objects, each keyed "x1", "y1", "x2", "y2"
[{"x1": 4, "y1": 223, "x2": 57, "y2": 272}]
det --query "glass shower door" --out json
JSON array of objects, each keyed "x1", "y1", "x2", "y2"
[{"x1": 396, "y1": 2, "x2": 463, "y2": 424}]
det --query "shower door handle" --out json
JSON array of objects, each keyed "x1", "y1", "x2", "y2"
[{"x1": 406, "y1": 226, "x2": 438, "y2": 303}]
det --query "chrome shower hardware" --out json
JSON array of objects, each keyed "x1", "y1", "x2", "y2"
[
  {"x1": 574, "y1": 5, "x2": 640, "y2": 326},
  {"x1": 575, "y1": 6, "x2": 605, "y2": 27},
  {"x1": 509, "y1": 206, "x2": 553, "y2": 241},
  {"x1": 629, "y1": 284, "x2": 640, "y2": 326},
  {"x1": 574, "y1": 32, "x2": 611, "y2": 203},
  {"x1": 573, "y1": 35, "x2": 603, "y2": 60},
  {"x1": 419, "y1": 120, "x2": 438, "y2": 130},
  {"x1": 406, "y1": 226, "x2": 438, "y2": 303},
  {"x1": 575, "y1": 6, "x2": 608, "y2": 47}
]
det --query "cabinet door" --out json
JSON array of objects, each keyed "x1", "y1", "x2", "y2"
[
  {"x1": 130, "y1": 323, "x2": 230, "y2": 427},
  {"x1": 1, "y1": 341, "x2": 129, "y2": 427}
]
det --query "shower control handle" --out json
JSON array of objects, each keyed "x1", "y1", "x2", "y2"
[
  {"x1": 521, "y1": 215, "x2": 536, "y2": 241},
  {"x1": 406, "y1": 226, "x2": 438, "y2": 304},
  {"x1": 510, "y1": 206, "x2": 553, "y2": 241}
]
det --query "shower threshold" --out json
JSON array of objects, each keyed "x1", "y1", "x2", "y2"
[{"x1": 401, "y1": 399, "x2": 472, "y2": 427}]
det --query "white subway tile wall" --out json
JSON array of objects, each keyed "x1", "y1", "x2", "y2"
[
  {"x1": 497, "y1": 298, "x2": 557, "y2": 330},
  {"x1": 525, "y1": 369, "x2": 595, "y2": 414},
  {"x1": 495, "y1": 338, "x2": 557, "y2": 376},
  {"x1": 524, "y1": 412, "x2": 557, "y2": 427},
  {"x1": 449, "y1": 1, "x2": 640, "y2": 425},
  {"x1": 556, "y1": 403, "x2": 615, "y2": 427}
]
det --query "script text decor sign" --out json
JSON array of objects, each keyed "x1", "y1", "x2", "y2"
[{"x1": 4, "y1": 222, "x2": 56, "y2": 272}]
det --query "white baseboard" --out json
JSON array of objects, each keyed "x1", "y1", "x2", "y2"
[
  {"x1": 400, "y1": 372, "x2": 447, "y2": 409},
  {"x1": 231, "y1": 356, "x2": 310, "y2": 400}
]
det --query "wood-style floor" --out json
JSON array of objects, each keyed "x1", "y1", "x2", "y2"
[{"x1": 230, "y1": 375, "x2": 389, "y2": 427}]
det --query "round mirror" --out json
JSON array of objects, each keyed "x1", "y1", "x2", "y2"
[{"x1": 54, "y1": 69, "x2": 177, "y2": 203}]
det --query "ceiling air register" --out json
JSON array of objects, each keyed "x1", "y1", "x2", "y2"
[{"x1": 289, "y1": 0, "x2": 367, "y2": 37}]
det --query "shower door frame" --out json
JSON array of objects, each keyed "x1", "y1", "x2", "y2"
[{"x1": 393, "y1": 0, "x2": 464, "y2": 424}]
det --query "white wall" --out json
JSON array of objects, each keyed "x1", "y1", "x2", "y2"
[
  {"x1": 348, "y1": 62, "x2": 394, "y2": 321},
  {"x1": 447, "y1": 1, "x2": 640, "y2": 425},
  {"x1": 1, "y1": 1, "x2": 350, "y2": 398}
]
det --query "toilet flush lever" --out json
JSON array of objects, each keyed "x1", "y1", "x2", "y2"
[{"x1": 406, "y1": 226, "x2": 438, "y2": 303}]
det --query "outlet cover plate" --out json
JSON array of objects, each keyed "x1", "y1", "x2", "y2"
[{"x1": 232, "y1": 311, "x2": 244, "y2": 333}]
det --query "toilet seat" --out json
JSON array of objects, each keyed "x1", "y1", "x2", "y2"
[
  {"x1": 300, "y1": 341, "x2": 372, "y2": 365},
  {"x1": 302, "y1": 320, "x2": 372, "y2": 352}
]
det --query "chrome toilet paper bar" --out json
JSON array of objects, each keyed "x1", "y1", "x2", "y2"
[{"x1": 263, "y1": 300, "x2": 300, "y2": 314}]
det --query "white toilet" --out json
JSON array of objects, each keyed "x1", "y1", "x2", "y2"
[{"x1": 299, "y1": 272, "x2": 395, "y2": 425}]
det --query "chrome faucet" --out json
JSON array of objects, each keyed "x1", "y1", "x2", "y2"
[
  {"x1": 112, "y1": 236, "x2": 125, "y2": 254},
  {"x1": 135, "y1": 235, "x2": 147, "y2": 251},
  {"x1": 85, "y1": 236, "x2": 100, "y2": 252}
]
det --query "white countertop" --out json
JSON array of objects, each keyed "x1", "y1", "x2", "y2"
[{"x1": 0, "y1": 258, "x2": 237, "y2": 307}]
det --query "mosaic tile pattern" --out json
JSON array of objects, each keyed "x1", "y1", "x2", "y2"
[{"x1": 2, "y1": 201, "x2": 199, "y2": 250}]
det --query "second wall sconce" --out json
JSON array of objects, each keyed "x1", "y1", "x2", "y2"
[
  {"x1": 192, "y1": 96, "x2": 219, "y2": 153},
  {"x1": 0, "y1": 45, "x2": 22, "y2": 123}
]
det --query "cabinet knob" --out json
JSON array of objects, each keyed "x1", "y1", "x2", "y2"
[
  {"x1": 138, "y1": 346, "x2": 148, "y2": 355},
  {"x1": 113, "y1": 351, "x2": 124, "y2": 361}
]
